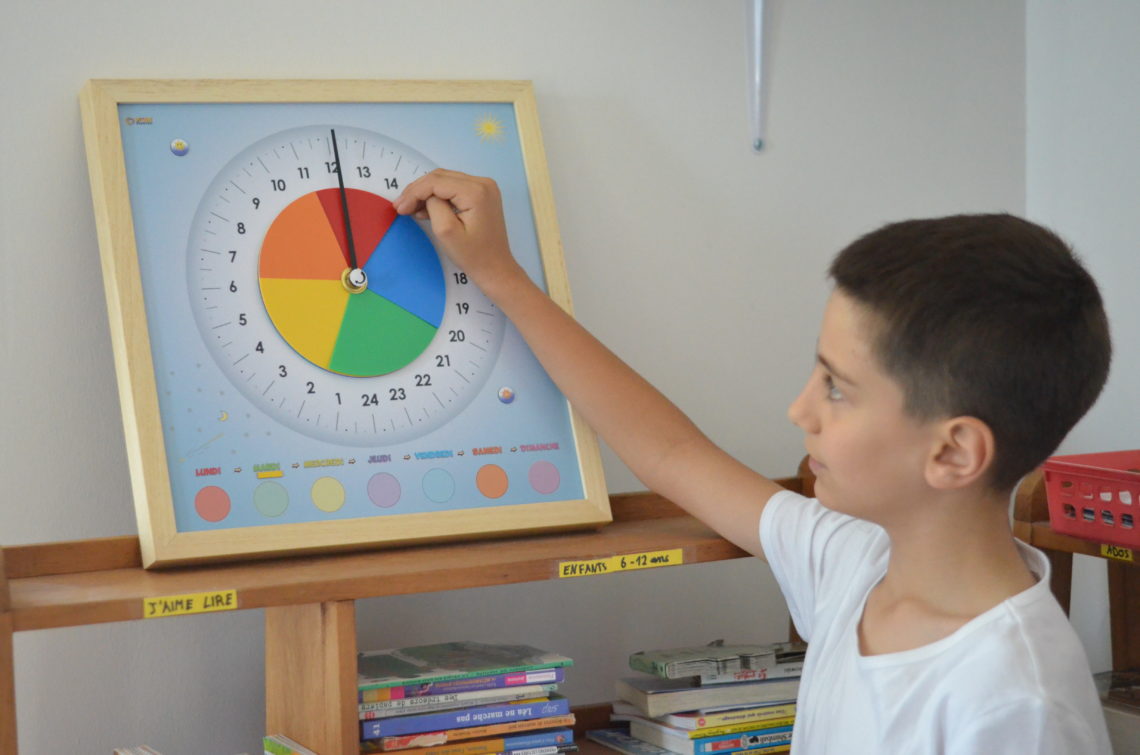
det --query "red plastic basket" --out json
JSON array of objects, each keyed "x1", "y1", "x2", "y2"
[{"x1": 1043, "y1": 450, "x2": 1140, "y2": 549}]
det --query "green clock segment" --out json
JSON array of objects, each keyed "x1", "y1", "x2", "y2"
[{"x1": 186, "y1": 125, "x2": 506, "y2": 446}]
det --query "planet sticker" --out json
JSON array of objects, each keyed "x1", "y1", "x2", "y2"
[{"x1": 498, "y1": 386, "x2": 515, "y2": 404}]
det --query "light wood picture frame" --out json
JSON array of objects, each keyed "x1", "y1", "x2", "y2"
[{"x1": 80, "y1": 79, "x2": 609, "y2": 568}]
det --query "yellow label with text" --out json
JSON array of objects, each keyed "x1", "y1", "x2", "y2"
[
  {"x1": 1101, "y1": 544, "x2": 1134, "y2": 562},
  {"x1": 143, "y1": 589, "x2": 238, "y2": 618},
  {"x1": 558, "y1": 549, "x2": 683, "y2": 578}
]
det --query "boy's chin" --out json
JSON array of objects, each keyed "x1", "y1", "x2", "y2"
[{"x1": 812, "y1": 485, "x2": 853, "y2": 517}]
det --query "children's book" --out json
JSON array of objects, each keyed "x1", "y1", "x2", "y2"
[
  {"x1": 505, "y1": 745, "x2": 578, "y2": 755},
  {"x1": 358, "y1": 727, "x2": 572, "y2": 755},
  {"x1": 610, "y1": 700, "x2": 797, "y2": 731},
  {"x1": 629, "y1": 642, "x2": 805, "y2": 681},
  {"x1": 362, "y1": 741, "x2": 576, "y2": 755},
  {"x1": 361, "y1": 667, "x2": 566, "y2": 702},
  {"x1": 586, "y1": 727, "x2": 674, "y2": 755},
  {"x1": 628, "y1": 718, "x2": 792, "y2": 755},
  {"x1": 612, "y1": 710, "x2": 794, "y2": 740},
  {"x1": 361, "y1": 695, "x2": 571, "y2": 739},
  {"x1": 615, "y1": 677, "x2": 798, "y2": 718},
  {"x1": 359, "y1": 642, "x2": 572, "y2": 692},
  {"x1": 263, "y1": 734, "x2": 320, "y2": 755},
  {"x1": 360, "y1": 684, "x2": 556, "y2": 718},
  {"x1": 376, "y1": 713, "x2": 577, "y2": 751}
]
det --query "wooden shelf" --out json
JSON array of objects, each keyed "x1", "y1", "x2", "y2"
[
  {"x1": 4, "y1": 490, "x2": 767, "y2": 633},
  {"x1": 1, "y1": 482, "x2": 806, "y2": 753},
  {"x1": 7, "y1": 465, "x2": 1129, "y2": 753},
  {"x1": 1012, "y1": 469, "x2": 1140, "y2": 680}
]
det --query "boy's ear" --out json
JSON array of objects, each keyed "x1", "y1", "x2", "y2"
[{"x1": 925, "y1": 416, "x2": 995, "y2": 490}]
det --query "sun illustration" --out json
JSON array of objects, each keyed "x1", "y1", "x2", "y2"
[{"x1": 474, "y1": 115, "x2": 505, "y2": 142}]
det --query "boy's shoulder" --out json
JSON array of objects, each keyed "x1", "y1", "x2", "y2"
[
  {"x1": 867, "y1": 550, "x2": 1110, "y2": 749},
  {"x1": 922, "y1": 545, "x2": 1097, "y2": 711}
]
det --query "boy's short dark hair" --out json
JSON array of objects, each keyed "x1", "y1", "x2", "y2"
[{"x1": 829, "y1": 213, "x2": 1111, "y2": 492}]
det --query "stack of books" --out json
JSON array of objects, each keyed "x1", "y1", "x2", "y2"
[
  {"x1": 355, "y1": 641, "x2": 578, "y2": 755},
  {"x1": 589, "y1": 641, "x2": 805, "y2": 755}
]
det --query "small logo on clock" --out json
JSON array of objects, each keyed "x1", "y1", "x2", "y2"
[{"x1": 170, "y1": 138, "x2": 189, "y2": 156}]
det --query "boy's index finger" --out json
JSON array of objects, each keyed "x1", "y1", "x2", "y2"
[
  {"x1": 394, "y1": 174, "x2": 444, "y2": 214},
  {"x1": 395, "y1": 169, "x2": 484, "y2": 215}
]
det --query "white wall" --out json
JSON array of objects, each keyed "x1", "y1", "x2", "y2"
[
  {"x1": 1026, "y1": 0, "x2": 1140, "y2": 676},
  {"x1": 1, "y1": 1, "x2": 1028, "y2": 752}
]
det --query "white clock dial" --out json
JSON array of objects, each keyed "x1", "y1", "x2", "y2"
[{"x1": 186, "y1": 125, "x2": 505, "y2": 446}]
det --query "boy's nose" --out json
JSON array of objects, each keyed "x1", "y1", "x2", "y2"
[{"x1": 787, "y1": 378, "x2": 817, "y2": 433}]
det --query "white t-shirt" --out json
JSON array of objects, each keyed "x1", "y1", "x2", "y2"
[{"x1": 759, "y1": 489, "x2": 1112, "y2": 754}]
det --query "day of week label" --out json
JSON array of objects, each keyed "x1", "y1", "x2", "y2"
[
  {"x1": 1101, "y1": 544, "x2": 1134, "y2": 562},
  {"x1": 558, "y1": 549, "x2": 683, "y2": 578},
  {"x1": 143, "y1": 589, "x2": 238, "y2": 618}
]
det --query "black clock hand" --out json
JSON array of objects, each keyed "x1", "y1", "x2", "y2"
[{"x1": 330, "y1": 128, "x2": 360, "y2": 272}]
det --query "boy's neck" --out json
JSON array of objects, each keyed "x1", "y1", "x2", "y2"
[{"x1": 858, "y1": 487, "x2": 1037, "y2": 655}]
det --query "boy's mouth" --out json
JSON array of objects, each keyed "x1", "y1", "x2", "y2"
[{"x1": 807, "y1": 456, "x2": 826, "y2": 475}]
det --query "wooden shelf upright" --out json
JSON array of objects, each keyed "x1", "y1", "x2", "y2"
[
  {"x1": 0, "y1": 476, "x2": 806, "y2": 754},
  {"x1": 1013, "y1": 469, "x2": 1140, "y2": 674}
]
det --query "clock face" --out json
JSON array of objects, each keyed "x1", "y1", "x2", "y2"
[
  {"x1": 110, "y1": 96, "x2": 595, "y2": 541},
  {"x1": 186, "y1": 125, "x2": 506, "y2": 446}
]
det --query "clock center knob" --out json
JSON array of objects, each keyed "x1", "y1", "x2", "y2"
[{"x1": 342, "y1": 267, "x2": 368, "y2": 293}]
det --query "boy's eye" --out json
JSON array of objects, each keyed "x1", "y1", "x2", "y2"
[{"x1": 823, "y1": 374, "x2": 844, "y2": 401}]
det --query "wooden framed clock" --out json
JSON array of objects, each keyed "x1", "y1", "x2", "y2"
[{"x1": 80, "y1": 79, "x2": 609, "y2": 567}]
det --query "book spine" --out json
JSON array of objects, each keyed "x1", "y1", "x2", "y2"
[
  {"x1": 708, "y1": 746, "x2": 788, "y2": 755},
  {"x1": 692, "y1": 727, "x2": 793, "y2": 755},
  {"x1": 628, "y1": 655, "x2": 671, "y2": 677},
  {"x1": 360, "y1": 685, "x2": 555, "y2": 718},
  {"x1": 628, "y1": 720, "x2": 692, "y2": 755},
  {"x1": 660, "y1": 703, "x2": 797, "y2": 730},
  {"x1": 263, "y1": 739, "x2": 292, "y2": 755},
  {"x1": 697, "y1": 665, "x2": 802, "y2": 685},
  {"x1": 683, "y1": 718, "x2": 794, "y2": 740},
  {"x1": 361, "y1": 668, "x2": 566, "y2": 702},
  {"x1": 380, "y1": 713, "x2": 577, "y2": 751},
  {"x1": 507, "y1": 746, "x2": 575, "y2": 755},
  {"x1": 507, "y1": 745, "x2": 577, "y2": 755},
  {"x1": 360, "y1": 662, "x2": 572, "y2": 692},
  {"x1": 263, "y1": 737, "x2": 311, "y2": 755},
  {"x1": 362, "y1": 697, "x2": 571, "y2": 739},
  {"x1": 585, "y1": 728, "x2": 675, "y2": 755},
  {"x1": 378, "y1": 728, "x2": 573, "y2": 755}
]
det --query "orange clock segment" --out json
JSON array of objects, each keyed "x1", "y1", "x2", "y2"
[
  {"x1": 258, "y1": 191, "x2": 347, "y2": 280},
  {"x1": 258, "y1": 188, "x2": 445, "y2": 377}
]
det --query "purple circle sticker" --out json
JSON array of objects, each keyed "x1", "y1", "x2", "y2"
[{"x1": 368, "y1": 473, "x2": 402, "y2": 508}]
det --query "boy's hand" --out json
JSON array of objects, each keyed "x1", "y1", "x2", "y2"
[{"x1": 393, "y1": 170, "x2": 521, "y2": 288}]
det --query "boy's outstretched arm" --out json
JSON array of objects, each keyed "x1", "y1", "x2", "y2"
[{"x1": 394, "y1": 170, "x2": 784, "y2": 559}]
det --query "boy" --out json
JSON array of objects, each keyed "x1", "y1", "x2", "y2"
[{"x1": 394, "y1": 171, "x2": 1113, "y2": 753}]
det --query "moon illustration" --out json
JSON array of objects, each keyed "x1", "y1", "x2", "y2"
[{"x1": 219, "y1": 410, "x2": 229, "y2": 421}]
